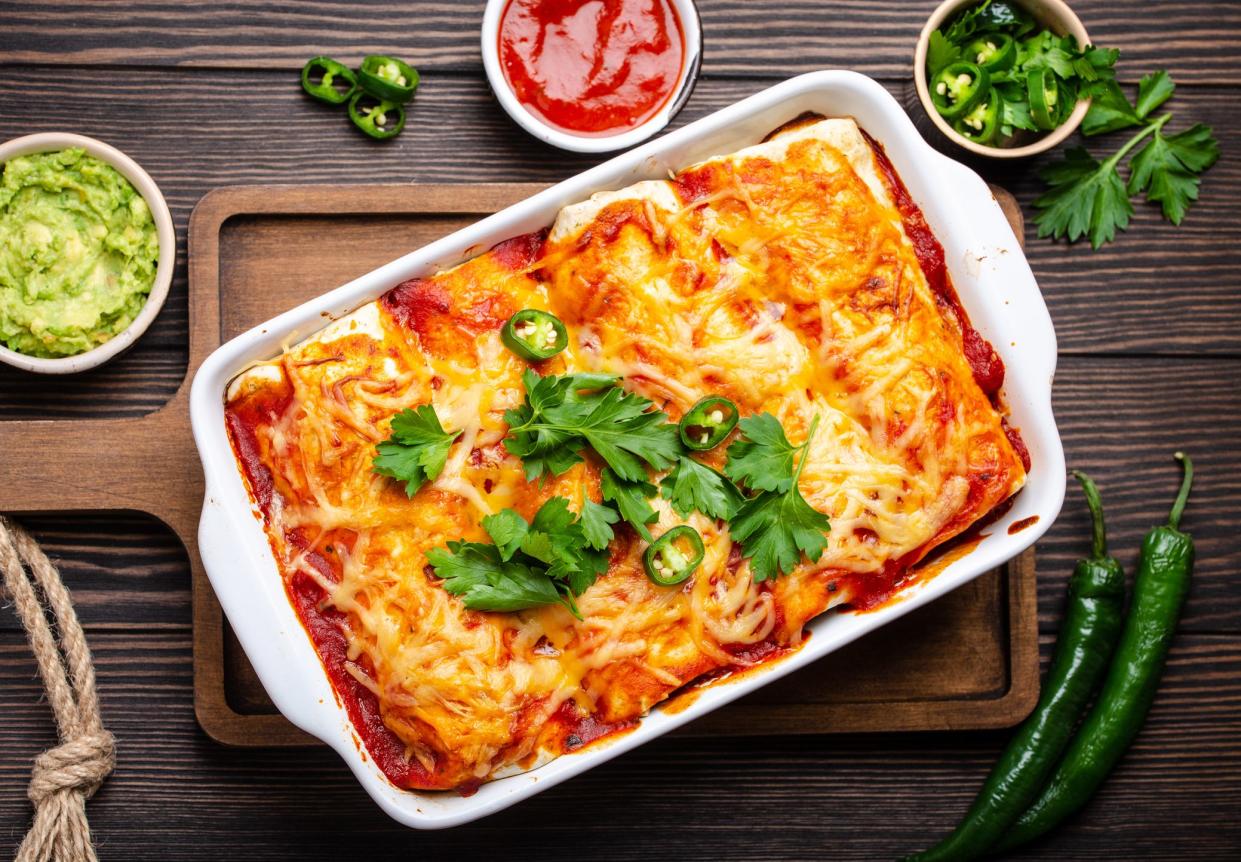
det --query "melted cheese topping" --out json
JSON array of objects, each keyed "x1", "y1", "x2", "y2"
[{"x1": 224, "y1": 118, "x2": 1026, "y2": 791}]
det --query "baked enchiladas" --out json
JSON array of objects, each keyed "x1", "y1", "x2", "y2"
[{"x1": 224, "y1": 117, "x2": 1029, "y2": 792}]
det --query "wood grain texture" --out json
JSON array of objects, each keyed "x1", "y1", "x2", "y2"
[
  {"x1": 1, "y1": 627, "x2": 1238, "y2": 860},
  {"x1": 0, "y1": 71, "x2": 1236, "y2": 420},
  {"x1": 0, "y1": 0, "x2": 1238, "y2": 83},
  {"x1": 1, "y1": 1, "x2": 1239, "y2": 857}
]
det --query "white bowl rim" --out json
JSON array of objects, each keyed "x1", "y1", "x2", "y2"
[
  {"x1": 913, "y1": 0, "x2": 1092, "y2": 159},
  {"x1": 480, "y1": 0, "x2": 704, "y2": 154},
  {"x1": 0, "y1": 132, "x2": 175, "y2": 374}
]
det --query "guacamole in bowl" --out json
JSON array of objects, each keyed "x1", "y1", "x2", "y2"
[{"x1": 0, "y1": 147, "x2": 160, "y2": 358}]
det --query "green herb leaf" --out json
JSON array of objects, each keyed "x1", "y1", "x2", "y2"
[
  {"x1": 999, "y1": 94, "x2": 1038, "y2": 134},
  {"x1": 1018, "y1": 32, "x2": 1077, "y2": 79},
  {"x1": 372, "y1": 404, "x2": 460, "y2": 496},
  {"x1": 723, "y1": 413, "x2": 800, "y2": 493},
  {"x1": 1033, "y1": 147, "x2": 1133, "y2": 248},
  {"x1": 1128, "y1": 123, "x2": 1219, "y2": 225},
  {"x1": 427, "y1": 542, "x2": 563, "y2": 613},
  {"x1": 482, "y1": 508, "x2": 528, "y2": 561},
  {"x1": 578, "y1": 500, "x2": 620, "y2": 551},
  {"x1": 729, "y1": 485, "x2": 831, "y2": 582},
  {"x1": 503, "y1": 370, "x2": 681, "y2": 483},
  {"x1": 427, "y1": 497, "x2": 611, "y2": 617},
  {"x1": 660, "y1": 456, "x2": 745, "y2": 521},
  {"x1": 927, "y1": 30, "x2": 960, "y2": 77},
  {"x1": 1082, "y1": 79, "x2": 1141, "y2": 136},
  {"x1": 1135, "y1": 70, "x2": 1175, "y2": 119},
  {"x1": 600, "y1": 467, "x2": 658, "y2": 542},
  {"x1": 725, "y1": 415, "x2": 829, "y2": 582}
]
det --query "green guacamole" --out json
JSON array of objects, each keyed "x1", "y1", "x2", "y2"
[{"x1": 0, "y1": 148, "x2": 159, "y2": 358}]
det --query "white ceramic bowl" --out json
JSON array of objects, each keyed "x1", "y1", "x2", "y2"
[
  {"x1": 481, "y1": 0, "x2": 703, "y2": 153},
  {"x1": 914, "y1": 0, "x2": 1092, "y2": 159},
  {"x1": 0, "y1": 133, "x2": 175, "y2": 374},
  {"x1": 191, "y1": 71, "x2": 1065, "y2": 829}
]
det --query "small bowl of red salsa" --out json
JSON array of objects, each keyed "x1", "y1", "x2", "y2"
[{"x1": 482, "y1": 0, "x2": 702, "y2": 153}]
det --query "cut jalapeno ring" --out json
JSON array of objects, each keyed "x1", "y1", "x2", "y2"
[
  {"x1": 358, "y1": 55, "x2": 420, "y2": 104},
  {"x1": 953, "y1": 90, "x2": 1002, "y2": 144},
  {"x1": 931, "y1": 62, "x2": 990, "y2": 120},
  {"x1": 348, "y1": 92, "x2": 406, "y2": 140},
  {"x1": 964, "y1": 33, "x2": 1016, "y2": 72},
  {"x1": 678, "y1": 396, "x2": 739, "y2": 451},
  {"x1": 301, "y1": 56, "x2": 358, "y2": 105},
  {"x1": 644, "y1": 526, "x2": 705, "y2": 586},
  {"x1": 1027, "y1": 67, "x2": 1061, "y2": 131},
  {"x1": 501, "y1": 309, "x2": 568, "y2": 361}
]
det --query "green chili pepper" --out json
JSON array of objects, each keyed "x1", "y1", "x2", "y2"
[
  {"x1": 952, "y1": 90, "x2": 1002, "y2": 144},
  {"x1": 644, "y1": 526, "x2": 705, "y2": 586},
  {"x1": 964, "y1": 32, "x2": 1017, "y2": 72},
  {"x1": 904, "y1": 472, "x2": 1125, "y2": 862},
  {"x1": 348, "y1": 92, "x2": 406, "y2": 140},
  {"x1": 358, "y1": 55, "x2": 420, "y2": 104},
  {"x1": 998, "y1": 453, "x2": 1195, "y2": 854},
  {"x1": 678, "y1": 396, "x2": 739, "y2": 451},
  {"x1": 501, "y1": 309, "x2": 568, "y2": 361},
  {"x1": 931, "y1": 62, "x2": 991, "y2": 120},
  {"x1": 1027, "y1": 66, "x2": 1061, "y2": 130},
  {"x1": 301, "y1": 56, "x2": 358, "y2": 105}
]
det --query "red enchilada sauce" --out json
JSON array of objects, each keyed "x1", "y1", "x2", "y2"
[{"x1": 498, "y1": 0, "x2": 685, "y2": 135}]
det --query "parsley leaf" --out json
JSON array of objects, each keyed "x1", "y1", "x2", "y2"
[
  {"x1": 1082, "y1": 79, "x2": 1141, "y2": 137},
  {"x1": 1134, "y1": 70, "x2": 1175, "y2": 119},
  {"x1": 724, "y1": 415, "x2": 830, "y2": 582},
  {"x1": 578, "y1": 500, "x2": 620, "y2": 551},
  {"x1": 660, "y1": 456, "x2": 745, "y2": 521},
  {"x1": 722, "y1": 413, "x2": 800, "y2": 493},
  {"x1": 1033, "y1": 147, "x2": 1133, "y2": 248},
  {"x1": 428, "y1": 542, "x2": 562, "y2": 613},
  {"x1": 927, "y1": 30, "x2": 960, "y2": 77},
  {"x1": 600, "y1": 467, "x2": 658, "y2": 542},
  {"x1": 503, "y1": 370, "x2": 681, "y2": 483},
  {"x1": 1128, "y1": 123, "x2": 1220, "y2": 225},
  {"x1": 372, "y1": 405, "x2": 460, "y2": 496},
  {"x1": 427, "y1": 497, "x2": 610, "y2": 617}
]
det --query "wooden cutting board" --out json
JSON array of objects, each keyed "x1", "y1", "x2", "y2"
[{"x1": 0, "y1": 183, "x2": 1038, "y2": 745}]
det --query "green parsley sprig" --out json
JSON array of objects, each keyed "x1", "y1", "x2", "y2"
[
  {"x1": 371, "y1": 404, "x2": 460, "y2": 496},
  {"x1": 426, "y1": 497, "x2": 611, "y2": 618},
  {"x1": 723, "y1": 414, "x2": 831, "y2": 582},
  {"x1": 1034, "y1": 71, "x2": 1219, "y2": 247}
]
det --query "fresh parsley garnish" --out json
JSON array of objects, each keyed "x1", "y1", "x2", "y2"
[
  {"x1": 600, "y1": 467, "x2": 659, "y2": 542},
  {"x1": 371, "y1": 404, "x2": 460, "y2": 496},
  {"x1": 723, "y1": 414, "x2": 830, "y2": 582},
  {"x1": 502, "y1": 369, "x2": 682, "y2": 483},
  {"x1": 426, "y1": 497, "x2": 610, "y2": 618},
  {"x1": 660, "y1": 456, "x2": 744, "y2": 521},
  {"x1": 1035, "y1": 72, "x2": 1219, "y2": 246}
]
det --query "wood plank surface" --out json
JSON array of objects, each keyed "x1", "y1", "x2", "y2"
[
  {"x1": 2, "y1": 0, "x2": 1239, "y2": 858},
  {"x1": 0, "y1": 72, "x2": 1237, "y2": 420},
  {"x1": 1, "y1": 0, "x2": 1237, "y2": 83}
]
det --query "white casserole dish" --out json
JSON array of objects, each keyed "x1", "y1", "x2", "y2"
[{"x1": 190, "y1": 71, "x2": 1065, "y2": 830}]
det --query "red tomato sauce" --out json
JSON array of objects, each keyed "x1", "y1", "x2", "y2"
[{"x1": 498, "y1": 0, "x2": 685, "y2": 136}]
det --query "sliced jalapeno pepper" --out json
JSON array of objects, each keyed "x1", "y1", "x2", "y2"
[
  {"x1": 931, "y1": 62, "x2": 990, "y2": 120},
  {"x1": 964, "y1": 33, "x2": 1016, "y2": 72},
  {"x1": 301, "y1": 56, "x2": 358, "y2": 105},
  {"x1": 953, "y1": 90, "x2": 1002, "y2": 144},
  {"x1": 348, "y1": 92, "x2": 406, "y2": 140},
  {"x1": 501, "y1": 309, "x2": 568, "y2": 361},
  {"x1": 679, "y1": 396, "x2": 740, "y2": 451},
  {"x1": 358, "y1": 55, "x2": 419, "y2": 104},
  {"x1": 644, "y1": 525, "x2": 705, "y2": 586},
  {"x1": 1027, "y1": 67, "x2": 1061, "y2": 131}
]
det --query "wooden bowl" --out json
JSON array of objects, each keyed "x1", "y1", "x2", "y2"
[{"x1": 914, "y1": 0, "x2": 1092, "y2": 159}]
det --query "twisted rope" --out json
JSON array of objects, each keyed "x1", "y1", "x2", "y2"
[{"x1": 0, "y1": 516, "x2": 115, "y2": 862}]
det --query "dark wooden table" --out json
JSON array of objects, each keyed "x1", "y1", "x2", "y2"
[{"x1": 1, "y1": 2, "x2": 1238, "y2": 859}]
